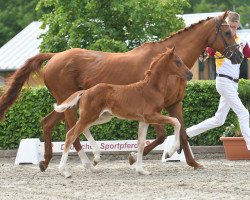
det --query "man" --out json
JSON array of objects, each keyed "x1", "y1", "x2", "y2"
[{"x1": 186, "y1": 11, "x2": 250, "y2": 150}]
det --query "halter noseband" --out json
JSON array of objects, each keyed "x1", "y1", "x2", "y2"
[{"x1": 210, "y1": 17, "x2": 239, "y2": 59}]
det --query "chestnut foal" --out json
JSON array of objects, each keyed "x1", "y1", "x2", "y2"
[{"x1": 54, "y1": 47, "x2": 193, "y2": 178}]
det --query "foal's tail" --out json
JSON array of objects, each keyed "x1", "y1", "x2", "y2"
[
  {"x1": 0, "y1": 53, "x2": 56, "y2": 119},
  {"x1": 54, "y1": 91, "x2": 85, "y2": 113}
]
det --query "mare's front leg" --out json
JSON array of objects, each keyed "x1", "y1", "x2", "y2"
[
  {"x1": 167, "y1": 102, "x2": 203, "y2": 169},
  {"x1": 136, "y1": 122, "x2": 151, "y2": 175}
]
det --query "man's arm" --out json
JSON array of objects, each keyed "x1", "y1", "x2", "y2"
[
  {"x1": 243, "y1": 43, "x2": 250, "y2": 58},
  {"x1": 205, "y1": 47, "x2": 215, "y2": 56}
]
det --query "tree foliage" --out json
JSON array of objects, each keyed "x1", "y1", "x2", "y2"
[
  {"x1": 37, "y1": 0, "x2": 189, "y2": 52},
  {"x1": 0, "y1": 0, "x2": 42, "y2": 47},
  {"x1": 185, "y1": 0, "x2": 250, "y2": 28}
]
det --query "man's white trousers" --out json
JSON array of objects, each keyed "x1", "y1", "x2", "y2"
[{"x1": 187, "y1": 77, "x2": 250, "y2": 150}]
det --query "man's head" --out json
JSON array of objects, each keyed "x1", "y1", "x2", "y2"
[{"x1": 226, "y1": 11, "x2": 240, "y2": 37}]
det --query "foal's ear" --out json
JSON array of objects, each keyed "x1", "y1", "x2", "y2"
[{"x1": 170, "y1": 46, "x2": 175, "y2": 55}]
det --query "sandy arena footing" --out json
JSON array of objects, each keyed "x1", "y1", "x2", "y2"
[{"x1": 0, "y1": 150, "x2": 249, "y2": 200}]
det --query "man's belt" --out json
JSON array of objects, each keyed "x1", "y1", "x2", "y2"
[{"x1": 217, "y1": 74, "x2": 239, "y2": 83}]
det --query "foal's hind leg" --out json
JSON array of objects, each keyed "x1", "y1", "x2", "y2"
[
  {"x1": 83, "y1": 128, "x2": 101, "y2": 166},
  {"x1": 77, "y1": 143, "x2": 96, "y2": 172},
  {"x1": 59, "y1": 120, "x2": 93, "y2": 178},
  {"x1": 87, "y1": 112, "x2": 113, "y2": 166}
]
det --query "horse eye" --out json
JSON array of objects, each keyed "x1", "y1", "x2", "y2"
[
  {"x1": 224, "y1": 31, "x2": 231, "y2": 38},
  {"x1": 175, "y1": 60, "x2": 181, "y2": 67}
]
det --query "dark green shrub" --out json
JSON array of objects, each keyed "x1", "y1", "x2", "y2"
[{"x1": 0, "y1": 80, "x2": 249, "y2": 149}]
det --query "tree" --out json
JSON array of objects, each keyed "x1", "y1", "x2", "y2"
[
  {"x1": 37, "y1": 0, "x2": 190, "y2": 53},
  {"x1": 184, "y1": 0, "x2": 250, "y2": 28},
  {"x1": 0, "y1": 0, "x2": 42, "y2": 47}
]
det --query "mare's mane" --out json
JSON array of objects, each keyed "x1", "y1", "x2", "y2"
[{"x1": 134, "y1": 17, "x2": 213, "y2": 51}]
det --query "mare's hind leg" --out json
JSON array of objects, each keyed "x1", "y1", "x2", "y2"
[
  {"x1": 39, "y1": 109, "x2": 83, "y2": 172},
  {"x1": 39, "y1": 110, "x2": 64, "y2": 172}
]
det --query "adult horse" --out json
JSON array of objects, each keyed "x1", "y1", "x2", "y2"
[
  {"x1": 54, "y1": 47, "x2": 192, "y2": 177},
  {"x1": 0, "y1": 11, "x2": 243, "y2": 171}
]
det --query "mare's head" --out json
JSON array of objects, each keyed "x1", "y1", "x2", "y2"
[
  {"x1": 152, "y1": 47, "x2": 193, "y2": 81},
  {"x1": 207, "y1": 11, "x2": 243, "y2": 64}
]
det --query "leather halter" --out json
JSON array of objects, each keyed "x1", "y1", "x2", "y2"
[{"x1": 210, "y1": 17, "x2": 239, "y2": 59}]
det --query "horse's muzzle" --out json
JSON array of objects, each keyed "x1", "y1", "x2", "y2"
[
  {"x1": 186, "y1": 71, "x2": 193, "y2": 81},
  {"x1": 230, "y1": 51, "x2": 244, "y2": 64},
  {"x1": 225, "y1": 48, "x2": 244, "y2": 64}
]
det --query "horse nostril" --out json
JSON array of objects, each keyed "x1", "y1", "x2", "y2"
[{"x1": 186, "y1": 71, "x2": 193, "y2": 80}]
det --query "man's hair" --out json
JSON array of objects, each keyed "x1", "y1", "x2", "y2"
[{"x1": 227, "y1": 11, "x2": 240, "y2": 23}]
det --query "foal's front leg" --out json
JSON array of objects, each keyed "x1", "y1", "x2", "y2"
[
  {"x1": 128, "y1": 124, "x2": 166, "y2": 165},
  {"x1": 136, "y1": 122, "x2": 150, "y2": 175},
  {"x1": 146, "y1": 113, "x2": 181, "y2": 157},
  {"x1": 167, "y1": 103, "x2": 203, "y2": 169},
  {"x1": 164, "y1": 118, "x2": 181, "y2": 159}
]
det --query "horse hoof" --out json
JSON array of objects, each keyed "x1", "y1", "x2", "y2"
[
  {"x1": 90, "y1": 166, "x2": 97, "y2": 172},
  {"x1": 62, "y1": 171, "x2": 72, "y2": 178},
  {"x1": 177, "y1": 146, "x2": 182, "y2": 154},
  {"x1": 93, "y1": 155, "x2": 100, "y2": 166},
  {"x1": 59, "y1": 169, "x2": 72, "y2": 178},
  {"x1": 128, "y1": 152, "x2": 137, "y2": 165},
  {"x1": 39, "y1": 161, "x2": 47, "y2": 172},
  {"x1": 165, "y1": 153, "x2": 170, "y2": 159},
  {"x1": 85, "y1": 163, "x2": 97, "y2": 172},
  {"x1": 93, "y1": 160, "x2": 98, "y2": 166},
  {"x1": 194, "y1": 163, "x2": 204, "y2": 170},
  {"x1": 137, "y1": 169, "x2": 152, "y2": 175}
]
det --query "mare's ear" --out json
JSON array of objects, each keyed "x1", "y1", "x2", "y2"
[{"x1": 222, "y1": 10, "x2": 228, "y2": 20}]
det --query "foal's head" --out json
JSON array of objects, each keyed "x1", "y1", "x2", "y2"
[{"x1": 152, "y1": 47, "x2": 193, "y2": 81}]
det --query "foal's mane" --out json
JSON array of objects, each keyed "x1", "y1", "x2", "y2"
[{"x1": 143, "y1": 50, "x2": 171, "y2": 81}]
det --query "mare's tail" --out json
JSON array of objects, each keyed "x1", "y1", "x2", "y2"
[
  {"x1": 54, "y1": 91, "x2": 85, "y2": 113},
  {"x1": 0, "y1": 53, "x2": 56, "y2": 119}
]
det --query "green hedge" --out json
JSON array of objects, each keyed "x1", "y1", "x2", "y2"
[{"x1": 0, "y1": 80, "x2": 249, "y2": 149}]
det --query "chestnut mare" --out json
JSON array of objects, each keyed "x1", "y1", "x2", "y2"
[
  {"x1": 54, "y1": 47, "x2": 193, "y2": 177},
  {"x1": 0, "y1": 11, "x2": 243, "y2": 171}
]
